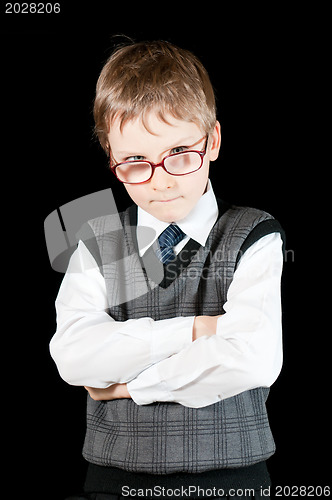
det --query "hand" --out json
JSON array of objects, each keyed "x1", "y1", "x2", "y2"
[
  {"x1": 85, "y1": 383, "x2": 131, "y2": 401},
  {"x1": 192, "y1": 315, "x2": 222, "y2": 341}
]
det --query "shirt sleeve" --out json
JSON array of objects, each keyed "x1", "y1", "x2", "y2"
[
  {"x1": 49, "y1": 240, "x2": 194, "y2": 388},
  {"x1": 127, "y1": 232, "x2": 283, "y2": 408}
]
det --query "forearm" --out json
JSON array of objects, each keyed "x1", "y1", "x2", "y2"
[
  {"x1": 128, "y1": 319, "x2": 282, "y2": 408},
  {"x1": 51, "y1": 308, "x2": 194, "y2": 387},
  {"x1": 127, "y1": 234, "x2": 283, "y2": 408},
  {"x1": 50, "y1": 241, "x2": 194, "y2": 387},
  {"x1": 85, "y1": 314, "x2": 221, "y2": 401}
]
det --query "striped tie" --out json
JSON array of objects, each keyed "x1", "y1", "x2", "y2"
[{"x1": 156, "y1": 224, "x2": 185, "y2": 264}]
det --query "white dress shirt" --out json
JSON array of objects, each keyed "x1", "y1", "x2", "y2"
[{"x1": 50, "y1": 182, "x2": 283, "y2": 408}]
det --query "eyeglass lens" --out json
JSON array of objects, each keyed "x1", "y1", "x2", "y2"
[{"x1": 116, "y1": 151, "x2": 203, "y2": 184}]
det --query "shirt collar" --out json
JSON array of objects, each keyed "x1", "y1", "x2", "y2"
[{"x1": 137, "y1": 180, "x2": 219, "y2": 256}]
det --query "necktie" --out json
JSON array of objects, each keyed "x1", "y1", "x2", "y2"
[{"x1": 156, "y1": 224, "x2": 185, "y2": 264}]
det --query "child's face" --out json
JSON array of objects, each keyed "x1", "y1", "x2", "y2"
[{"x1": 108, "y1": 112, "x2": 221, "y2": 223}]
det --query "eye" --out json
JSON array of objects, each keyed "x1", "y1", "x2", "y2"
[
  {"x1": 126, "y1": 155, "x2": 145, "y2": 162},
  {"x1": 170, "y1": 146, "x2": 187, "y2": 155}
]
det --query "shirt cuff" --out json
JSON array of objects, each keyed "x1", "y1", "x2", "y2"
[{"x1": 127, "y1": 363, "x2": 173, "y2": 405}]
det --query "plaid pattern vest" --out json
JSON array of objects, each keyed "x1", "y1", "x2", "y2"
[{"x1": 82, "y1": 201, "x2": 283, "y2": 474}]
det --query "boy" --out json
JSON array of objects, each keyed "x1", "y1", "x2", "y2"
[{"x1": 50, "y1": 41, "x2": 284, "y2": 500}]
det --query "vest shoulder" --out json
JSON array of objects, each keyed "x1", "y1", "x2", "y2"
[
  {"x1": 214, "y1": 203, "x2": 285, "y2": 265},
  {"x1": 225, "y1": 204, "x2": 275, "y2": 223},
  {"x1": 227, "y1": 205, "x2": 284, "y2": 240},
  {"x1": 86, "y1": 212, "x2": 124, "y2": 234},
  {"x1": 214, "y1": 204, "x2": 275, "y2": 237}
]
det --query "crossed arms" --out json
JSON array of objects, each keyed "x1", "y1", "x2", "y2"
[
  {"x1": 50, "y1": 233, "x2": 283, "y2": 408},
  {"x1": 85, "y1": 314, "x2": 220, "y2": 402}
]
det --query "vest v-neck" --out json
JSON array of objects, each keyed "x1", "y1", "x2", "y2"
[{"x1": 128, "y1": 200, "x2": 230, "y2": 289}]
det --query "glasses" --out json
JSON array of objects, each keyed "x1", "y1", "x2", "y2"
[{"x1": 110, "y1": 135, "x2": 209, "y2": 184}]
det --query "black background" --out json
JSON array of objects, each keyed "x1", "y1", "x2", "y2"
[{"x1": 1, "y1": 4, "x2": 328, "y2": 499}]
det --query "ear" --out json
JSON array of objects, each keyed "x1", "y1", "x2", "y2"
[{"x1": 209, "y1": 121, "x2": 221, "y2": 161}]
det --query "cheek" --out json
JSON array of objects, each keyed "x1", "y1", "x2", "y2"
[
  {"x1": 185, "y1": 164, "x2": 209, "y2": 198},
  {"x1": 124, "y1": 185, "x2": 150, "y2": 207}
]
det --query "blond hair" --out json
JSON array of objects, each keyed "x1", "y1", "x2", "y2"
[{"x1": 93, "y1": 40, "x2": 217, "y2": 153}]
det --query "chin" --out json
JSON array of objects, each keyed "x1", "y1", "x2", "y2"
[
  {"x1": 157, "y1": 206, "x2": 191, "y2": 223},
  {"x1": 153, "y1": 210, "x2": 176, "y2": 223}
]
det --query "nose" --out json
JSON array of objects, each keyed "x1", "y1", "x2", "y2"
[{"x1": 149, "y1": 165, "x2": 175, "y2": 191}]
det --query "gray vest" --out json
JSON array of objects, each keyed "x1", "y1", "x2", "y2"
[{"x1": 82, "y1": 201, "x2": 283, "y2": 474}]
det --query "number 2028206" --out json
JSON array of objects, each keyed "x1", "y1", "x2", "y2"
[{"x1": 5, "y1": 3, "x2": 60, "y2": 14}]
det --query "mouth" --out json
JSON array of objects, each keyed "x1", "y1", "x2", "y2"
[{"x1": 154, "y1": 196, "x2": 181, "y2": 203}]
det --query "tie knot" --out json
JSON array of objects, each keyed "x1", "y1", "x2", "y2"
[{"x1": 156, "y1": 224, "x2": 185, "y2": 264}]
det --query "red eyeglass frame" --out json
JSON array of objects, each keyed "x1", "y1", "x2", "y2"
[{"x1": 110, "y1": 135, "x2": 209, "y2": 184}]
